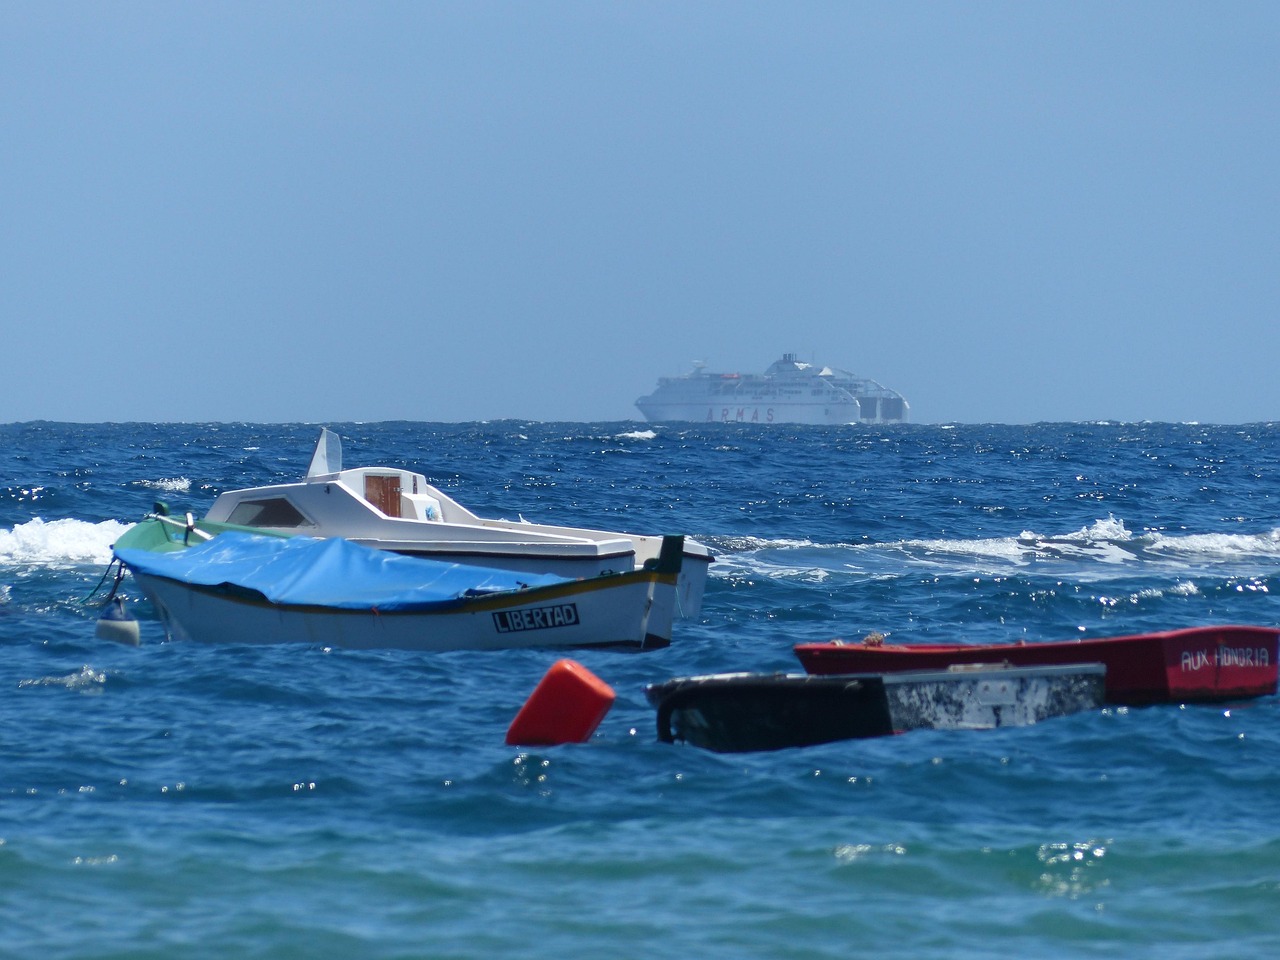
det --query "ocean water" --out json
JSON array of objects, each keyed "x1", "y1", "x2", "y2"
[{"x1": 2, "y1": 420, "x2": 1279, "y2": 959}]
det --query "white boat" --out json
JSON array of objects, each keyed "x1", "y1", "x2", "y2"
[
  {"x1": 111, "y1": 516, "x2": 682, "y2": 652},
  {"x1": 201, "y1": 429, "x2": 712, "y2": 618},
  {"x1": 635, "y1": 354, "x2": 909, "y2": 425}
]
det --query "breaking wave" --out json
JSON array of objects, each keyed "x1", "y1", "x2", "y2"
[
  {"x1": 708, "y1": 516, "x2": 1280, "y2": 581},
  {"x1": 133, "y1": 477, "x2": 192, "y2": 493},
  {"x1": 0, "y1": 518, "x2": 131, "y2": 568},
  {"x1": 17, "y1": 665, "x2": 108, "y2": 693}
]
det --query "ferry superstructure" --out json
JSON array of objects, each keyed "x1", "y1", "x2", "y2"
[{"x1": 635, "y1": 354, "x2": 909, "y2": 425}]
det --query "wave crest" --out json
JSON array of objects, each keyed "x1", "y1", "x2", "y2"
[
  {"x1": 708, "y1": 516, "x2": 1280, "y2": 580},
  {"x1": 134, "y1": 477, "x2": 192, "y2": 493},
  {"x1": 0, "y1": 518, "x2": 132, "y2": 567}
]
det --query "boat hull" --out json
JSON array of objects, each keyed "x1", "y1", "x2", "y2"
[
  {"x1": 794, "y1": 625, "x2": 1280, "y2": 705},
  {"x1": 132, "y1": 566, "x2": 673, "y2": 652},
  {"x1": 645, "y1": 664, "x2": 1105, "y2": 752},
  {"x1": 114, "y1": 518, "x2": 680, "y2": 652}
]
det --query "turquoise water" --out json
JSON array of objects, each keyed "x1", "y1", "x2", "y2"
[{"x1": 2, "y1": 421, "x2": 1279, "y2": 958}]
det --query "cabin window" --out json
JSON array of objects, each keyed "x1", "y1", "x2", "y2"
[{"x1": 225, "y1": 497, "x2": 310, "y2": 528}]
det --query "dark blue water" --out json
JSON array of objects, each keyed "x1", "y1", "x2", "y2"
[{"x1": 2, "y1": 421, "x2": 1279, "y2": 958}]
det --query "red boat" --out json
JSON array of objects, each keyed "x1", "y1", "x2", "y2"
[{"x1": 794, "y1": 625, "x2": 1280, "y2": 706}]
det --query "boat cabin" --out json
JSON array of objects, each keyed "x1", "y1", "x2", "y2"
[{"x1": 213, "y1": 466, "x2": 449, "y2": 531}]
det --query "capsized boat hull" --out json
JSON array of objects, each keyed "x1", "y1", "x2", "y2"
[
  {"x1": 794, "y1": 625, "x2": 1280, "y2": 705},
  {"x1": 644, "y1": 663, "x2": 1105, "y2": 753}
]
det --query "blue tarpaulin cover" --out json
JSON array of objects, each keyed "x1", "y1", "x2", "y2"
[{"x1": 115, "y1": 532, "x2": 570, "y2": 611}]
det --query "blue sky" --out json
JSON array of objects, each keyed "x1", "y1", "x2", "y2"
[{"x1": 3, "y1": 2, "x2": 1277, "y2": 424}]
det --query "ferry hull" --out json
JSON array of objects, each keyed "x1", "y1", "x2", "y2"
[{"x1": 634, "y1": 400, "x2": 860, "y2": 426}]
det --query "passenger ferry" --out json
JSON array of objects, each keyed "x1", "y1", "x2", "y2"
[{"x1": 635, "y1": 354, "x2": 909, "y2": 425}]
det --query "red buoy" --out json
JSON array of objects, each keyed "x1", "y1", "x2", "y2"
[{"x1": 506, "y1": 659, "x2": 616, "y2": 746}]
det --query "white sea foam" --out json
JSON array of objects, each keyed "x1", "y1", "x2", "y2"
[
  {"x1": 708, "y1": 515, "x2": 1280, "y2": 582},
  {"x1": 901, "y1": 535, "x2": 1030, "y2": 564},
  {"x1": 705, "y1": 535, "x2": 819, "y2": 553},
  {"x1": 1077, "y1": 515, "x2": 1133, "y2": 541},
  {"x1": 1146, "y1": 528, "x2": 1280, "y2": 560},
  {"x1": 0, "y1": 518, "x2": 132, "y2": 568},
  {"x1": 18, "y1": 665, "x2": 107, "y2": 693},
  {"x1": 615, "y1": 429, "x2": 657, "y2": 441},
  {"x1": 905, "y1": 519, "x2": 1280, "y2": 572},
  {"x1": 706, "y1": 535, "x2": 860, "y2": 580},
  {"x1": 864, "y1": 517, "x2": 1141, "y2": 568},
  {"x1": 1018, "y1": 514, "x2": 1134, "y2": 545},
  {"x1": 134, "y1": 477, "x2": 191, "y2": 493}
]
